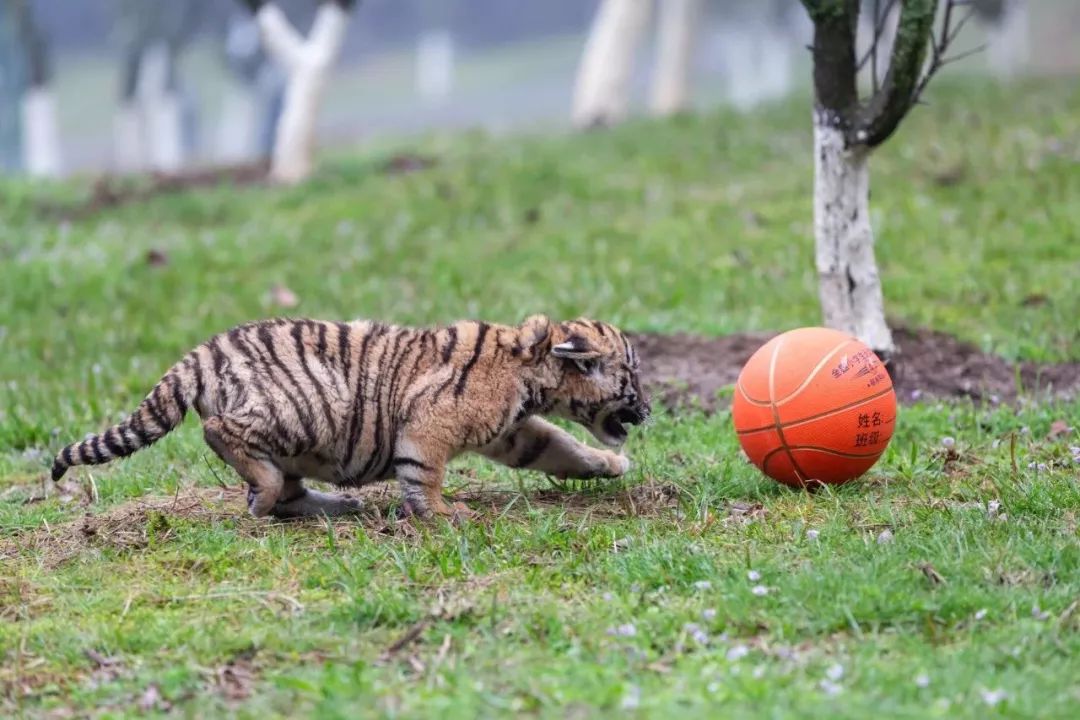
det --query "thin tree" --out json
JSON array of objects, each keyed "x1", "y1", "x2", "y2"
[
  {"x1": 240, "y1": 0, "x2": 357, "y2": 184},
  {"x1": 16, "y1": 0, "x2": 61, "y2": 177},
  {"x1": 801, "y1": 0, "x2": 977, "y2": 361}
]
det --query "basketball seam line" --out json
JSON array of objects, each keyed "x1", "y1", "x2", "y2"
[
  {"x1": 735, "y1": 386, "x2": 896, "y2": 435},
  {"x1": 760, "y1": 444, "x2": 885, "y2": 467},
  {"x1": 737, "y1": 338, "x2": 859, "y2": 407},
  {"x1": 774, "y1": 339, "x2": 860, "y2": 406},
  {"x1": 767, "y1": 338, "x2": 812, "y2": 484}
]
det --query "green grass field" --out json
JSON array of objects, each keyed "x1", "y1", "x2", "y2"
[{"x1": 1, "y1": 78, "x2": 1079, "y2": 718}]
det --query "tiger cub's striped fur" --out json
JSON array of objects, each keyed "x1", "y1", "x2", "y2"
[{"x1": 52, "y1": 314, "x2": 650, "y2": 519}]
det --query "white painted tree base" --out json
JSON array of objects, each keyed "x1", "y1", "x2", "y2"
[
  {"x1": 21, "y1": 87, "x2": 62, "y2": 178},
  {"x1": 138, "y1": 44, "x2": 185, "y2": 173},
  {"x1": 416, "y1": 30, "x2": 455, "y2": 101},
  {"x1": 147, "y1": 93, "x2": 183, "y2": 173},
  {"x1": 649, "y1": 0, "x2": 700, "y2": 116},
  {"x1": 812, "y1": 119, "x2": 895, "y2": 353},
  {"x1": 113, "y1": 104, "x2": 145, "y2": 173},
  {"x1": 572, "y1": 0, "x2": 652, "y2": 128},
  {"x1": 257, "y1": 2, "x2": 349, "y2": 184},
  {"x1": 986, "y1": 0, "x2": 1030, "y2": 79}
]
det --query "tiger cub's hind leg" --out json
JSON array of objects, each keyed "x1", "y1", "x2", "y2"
[
  {"x1": 270, "y1": 475, "x2": 364, "y2": 519},
  {"x1": 203, "y1": 416, "x2": 284, "y2": 517}
]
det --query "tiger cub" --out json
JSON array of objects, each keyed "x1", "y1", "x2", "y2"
[{"x1": 51, "y1": 314, "x2": 650, "y2": 520}]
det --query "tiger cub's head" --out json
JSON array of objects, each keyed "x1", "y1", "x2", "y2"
[{"x1": 516, "y1": 315, "x2": 651, "y2": 447}]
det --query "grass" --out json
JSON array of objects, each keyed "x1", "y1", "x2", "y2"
[{"x1": 2, "y1": 77, "x2": 1079, "y2": 718}]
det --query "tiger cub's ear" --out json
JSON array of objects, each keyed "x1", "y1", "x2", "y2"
[
  {"x1": 516, "y1": 314, "x2": 552, "y2": 363},
  {"x1": 551, "y1": 333, "x2": 603, "y2": 360}
]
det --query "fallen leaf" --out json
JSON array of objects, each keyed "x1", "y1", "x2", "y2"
[
  {"x1": 269, "y1": 284, "x2": 299, "y2": 309},
  {"x1": 1048, "y1": 420, "x2": 1071, "y2": 440},
  {"x1": 380, "y1": 619, "x2": 428, "y2": 660},
  {"x1": 918, "y1": 563, "x2": 947, "y2": 586},
  {"x1": 381, "y1": 153, "x2": 436, "y2": 175},
  {"x1": 145, "y1": 249, "x2": 169, "y2": 267},
  {"x1": 137, "y1": 683, "x2": 170, "y2": 712},
  {"x1": 85, "y1": 648, "x2": 120, "y2": 668},
  {"x1": 216, "y1": 660, "x2": 255, "y2": 700},
  {"x1": 1020, "y1": 293, "x2": 1049, "y2": 307}
]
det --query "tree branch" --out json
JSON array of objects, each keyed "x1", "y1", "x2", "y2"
[
  {"x1": 911, "y1": 0, "x2": 978, "y2": 107},
  {"x1": 856, "y1": 0, "x2": 898, "y2": 72},
  {"x1": 252, "y1": 3, "x2": 307, "y2": 72},
  {"x1": 854, "y1": 0, "x2": 939, "y2": 148}
]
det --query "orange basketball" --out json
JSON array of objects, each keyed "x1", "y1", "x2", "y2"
[{"x1": 732, "y1": 327, "x2": 896, "y2": 487}]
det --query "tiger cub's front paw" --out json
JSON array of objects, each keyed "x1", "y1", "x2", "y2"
[{"x1": 601, "y1": 450, "x2": 631, "y2": 477}]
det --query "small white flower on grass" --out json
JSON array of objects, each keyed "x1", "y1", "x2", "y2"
[
  {"x1": 747, "y1": 570, "x2": 761, "y2": 582},
  {"x1": 621, "y1": 684, "x2": 641, "y2": 710},
  {"x1": 992, "y1": 438, "x2": 1002, "y2": 449},
  {"x1": 825, "y1": 664, "x2": 844, "y2": 681},
  {"x1": 806, "y1": 529, "x2": 820, "y2": 541},
  {"x1": 752, "y1": 665, "x2": 766, "y2": 679},
  {"x1": 751, "y1": 585, "x2": 769, "y2": 597},
  {"x1": 707, "y1": 682, "x2": 721, "y2": 693},
  {"x1": 693, "y1": 580, "x2": 713, "y2": 591},
  {"x1": 974, "y1": 608, "x2": 988, "y2": 621},
  {"x1": 914, "y1": 674, "x2": 930, "y2": 688},
  {"x1": 726, "y1": 644, "x2": 749, "y2": 661},
  {"x1": 702, "y1": 608, "x2": 718, "y2": 621},
  {"x1": 602, "y1": 592, "x2": 614, "y2": 602},
  {"x1": 1032, "y1": 604, "x2": 1050, "y2": 621},
  {"x1": 819, "y1": 679, "x2": 843, "y2": 696},
  {"x1": 941, "y1": 436, "x2": 956, "y2": 449},
  {"x1": 683, "y1": 623, "x2": 709, "y2": 645},
  {"x1": 1037, "y1": 463, "x2": 1048, "y2": 472},
  {"x1": 980, "y1": 689, "x2": 1007, "y2": 707},
  {"x1": 607, "y1": 623, "x2": 637, "y2": 638},
  {"x1": 987, "y1": 500, "x2": 1001, "y2": 519},
  {"x1": 877, "y1": 529, "x2": 894, "y2": 545},
  {"x1": 1020, "y1": 426, "x2": 1030, "y2": 435}
]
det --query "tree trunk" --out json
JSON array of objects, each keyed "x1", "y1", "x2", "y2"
[
  {"x1": 256, "y1": 2, "x2": 349, "y2": 184},
  {"x1": 813, "y1": 112, "x2": 895, "y2": 354},
  {"x1": 416, "y1": 29, "x2": 455, "y2": 101},
  {"x1": 649, "y1": 0, "x2": 700, "y2": 116},
  {"x1": 140, "y1": 43, "x2": 184, "y2": 173},
  {"x1": 572, "y1": 0, "x2": 652, "y2": 128},
  {"x1": 17, "y1": 0, "x2": 60, "y2": 178},
  {"x1": 20, "y1": 86, "x2": 61, "y2": 177},
  {"x1": 985, "y1": 0, "x2": 1028, "y2": 79}
]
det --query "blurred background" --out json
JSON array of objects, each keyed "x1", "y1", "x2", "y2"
[{"x1": 1, "y1": 0, "x2": 1077, "y2": 178}]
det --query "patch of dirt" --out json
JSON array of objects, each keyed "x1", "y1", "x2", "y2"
[
  {"x1": 631, "y1": 326, "x2": 1080, "y2": 411},
  {"x1": 39, "y1": 161, "x2": 271, "y2": 220},
  {"x1": 380, "y1": 152, "x2": 438, "y2": 175}
]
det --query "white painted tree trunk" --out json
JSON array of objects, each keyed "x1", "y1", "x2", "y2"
[
  {"x1": 812, "y1": 116, "x2": 895, "y2": 353},
  {"x1": 416, "y1": 29, "x2": 455, "y2": 101},
  {"x1": 256, "y1": 2, "x2": 349, "y2": 184},
  {"x1": 572, "y1": 0, "x2": 652, "y2": 128},
  {"x1": 20, "y1": 86, "x2": 62, "y2": 178},
  {"x1": 649, "y1": 0, "x2": 700, "y2": 116},
  {"x1": 986, "y1": 0, "x2": 1029, "y2": 79},
  {"x1": 139, "y1": 43, "x2": 184, "y2": 173},
  {"x1": 113, "y1": 102, "x2": 145, "y2": 173}
]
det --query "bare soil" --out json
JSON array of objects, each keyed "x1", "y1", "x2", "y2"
[{"x1": 631, "y1": 327, "x2": 1080, "y2": 412}]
